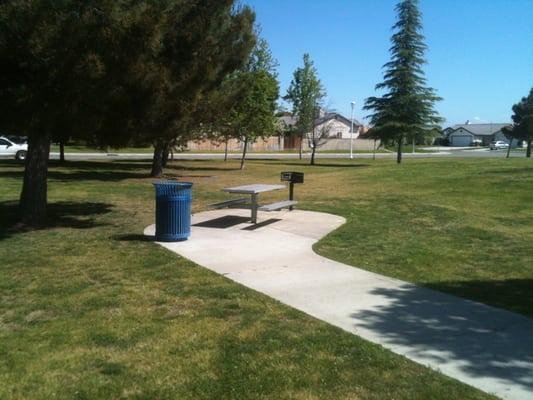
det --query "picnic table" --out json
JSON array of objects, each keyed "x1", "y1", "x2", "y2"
[
  {"x1": 209, "y1": 183, "x2": 298, "y2": 224},
  {"x1": 222, "y1": 184, "x2": 285, "y2": 224}
]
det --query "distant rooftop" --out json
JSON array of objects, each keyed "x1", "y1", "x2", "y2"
[
  {"x1": 315, "y1": 112, "x2": 362, "y2": 127},
  {"x1": 278, "y1": 112, "x2": 362, "y2": 128},
  {"x1": 446, "y1": 123, "x2": 511, "y2": 136}
]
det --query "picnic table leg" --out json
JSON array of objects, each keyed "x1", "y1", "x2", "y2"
[{"x1": 251, "y1": 193, "x2": 258, "y2": 223}]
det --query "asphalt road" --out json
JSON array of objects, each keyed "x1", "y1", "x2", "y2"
[
  {"x1": 41, "y1": 148, "x2": 528, "y2": 161},
  {"x1": 0, "y1": 148, "x2": 526, "y2": 161}
]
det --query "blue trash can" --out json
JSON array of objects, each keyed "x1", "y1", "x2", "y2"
[{"x1": 153, "y1": 181, "x2": 193, "y2": 242}]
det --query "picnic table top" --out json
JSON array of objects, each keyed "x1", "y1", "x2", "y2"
[{"x1": 222, "y1": 184, "x2": 285, "y2": 194}]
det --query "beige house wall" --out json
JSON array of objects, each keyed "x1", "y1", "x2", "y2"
[
  {"x1": 187, "y1": 136, "x2": 378, "y2": 152},
  {"x1": 313, "y1": 119, "x2": 353, "y2": 139},
  {"x1": 187, "y1": 136, "x2": 283, "y2": 152},
  {"x1": 302, "y1": 138, "x2": 380, "y2": 151}
]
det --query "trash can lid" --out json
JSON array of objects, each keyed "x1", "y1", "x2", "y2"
[
  {"x1": 153, "y1": 181, "x2": 193, "y2": 196},
  {"x1": 153, "y1": 180, "x2": 192, "y2": 188}
]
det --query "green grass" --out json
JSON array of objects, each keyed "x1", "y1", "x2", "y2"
[
  {"x1": 310, "y1": 158, "x2": 533, "y2": 317},
  {"x1": 3, "y1": 157, "x2": 531, "y2": 399}
]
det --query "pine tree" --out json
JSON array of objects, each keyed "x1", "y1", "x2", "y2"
[
  {"x1": 0, "y1": 0, "x2": 152, "y2": 226},
  {"x1": 146, "y1": 1, "x2": 256, "y2": 177},
  {"x1": 0, "y1": 0, "x2": 255, "y2": 224},
  {"x1": 364, "y1": 0, "x2": 442, "y2": 164}
]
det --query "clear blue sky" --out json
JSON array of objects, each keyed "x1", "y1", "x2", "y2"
[{"x1": 243, "y1": 0, "x2": 533, "y2": 126}]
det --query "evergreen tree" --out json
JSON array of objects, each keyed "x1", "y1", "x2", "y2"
[
  {"x1": 0, "y1": 0, "x2": 255, "y2": 225},
  {"x1": 284, "y1": 54, "x2": 325, "y2": 159},
  {"x1": 0, "y1": 0, "x2": 152, "y2": 226},
  {"x1": 145, "y1": 1, "x2": 256, "y2": 177},
  {"x1": 364, "y1": 0, "x2": 442, "y2": 164},
  {"x1": 502, "y1": 88, "x2": 533, "y2": 158}
]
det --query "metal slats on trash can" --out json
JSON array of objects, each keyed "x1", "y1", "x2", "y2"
[{"x1": 153, "y1": 181, "x2": 192, "y2": 241}]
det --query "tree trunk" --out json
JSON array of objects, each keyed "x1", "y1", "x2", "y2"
[
  {"x1": 506, "y1": 138, "x2": 513, "y2": 158},
  {"x1": 240, "y1": 136, "x2": 248, "y2": 170},
  {"x1": 162, "y1": 142, "x2": 170, "y2": 168},
  {"x1": 59, "y1": 140, "x2": 65, "y2": 163},
  {"x1": 412, "y1": 137, "x2": 415, "y2": 153},
  {"x1": 527, "y1": 140, "x2": 532, "y2": 158},
  {"x1": 224, "y1": 138, "x2": 229, "y2": 162},
  {"x1": 151, "y1": 141, "x2": 165, "y2": 177},
  {"x1": 373, "y1": 139, "x2": 377, "y2": 161},
  {"x1": 19, "y1": 132, "x2": 51, "y2": 226},
  {"x1": 310, "y1": 146, "x2": 316, "y2": 165},
  {"x1": 396, "y1": 137, "x2": 403, "y2": 164},
  {"x1": 298, "y1": 133, "x2": 303, "y2": 160}
]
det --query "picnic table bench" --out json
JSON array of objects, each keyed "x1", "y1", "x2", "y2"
[{"x1": 210, "y1": 183, "x2": 297, "y2": 223}]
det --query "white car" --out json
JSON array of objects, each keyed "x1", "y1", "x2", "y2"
[
  {"x1": 0, "y1": 136, "x2": 28, "y2": 160},
  {"x1": 490, "y1": 140, "x2": 510, "y2": 150}
]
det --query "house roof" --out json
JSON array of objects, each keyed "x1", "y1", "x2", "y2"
[
  {"x1": 445, "y1": 123, "x2": 510, "y2": 137},
  {"x1": 314, "y1": 112, "x2": 362, "y2": 127},
  {"x1": 278, "y1": 112, "x2": 363, "y2": 132},
  {"x1": 278, "y1": 115, "x2": 298, "y2": 128}
]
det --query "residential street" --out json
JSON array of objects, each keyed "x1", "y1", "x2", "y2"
[{"x1": 43, "y1": 148, "x2": 527, "y2": 161}]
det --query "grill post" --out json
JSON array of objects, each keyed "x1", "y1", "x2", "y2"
[
  {"x1": 289, "y1": 182, "x2": 295, "y2": 211},
  {"x1": 281, "y1": 171, "x2": 304, "y2": 212}
]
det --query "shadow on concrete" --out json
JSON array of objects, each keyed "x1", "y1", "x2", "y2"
[
  {"x1": 193, "y1": 215, "x2": 250, "y2": 229},
  {"x1": 241, "y1": 218, "x2": 281, "y2": 231},
  {"x1": 350, "y1": 283, "x2": 533, "y2": 393},
  {"x1": 0, "y1": 200, "x2": 113, "y2": 240}
]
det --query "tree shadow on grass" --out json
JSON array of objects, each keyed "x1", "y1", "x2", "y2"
[
  {"x1": 0, "y1": 169, "x2": 149, "y2": 182},
  {"x1": 485, "y1": 167, "x2": 533, "y2": 175},
  {"x1": 425, "y1": 279, "x2": 533, "y2": 319},
  {"x1": 0, "y1": 160, "x2": 152, "y2": 182},
  {"x1": 0, "y1": 200, "x2": 113, "y2": 240},
  {"x1": 0, "y1": 160, "x2": 236, "y2": 181},
  {"x1": 113, "y1": 234, "x2": 153, "y2": 242},
  {"x1": 0, "y1": 159, "x2": 150, "y2": 171},
  {"x1": 350, "y1": 281, "x2": 533, "y2": 395},
  {"x1": 166, "y1": 164, "x2": 240, "y2": 172},
  {"x1": 269, "y1": 162, "x2": 370, "y2": 168}
]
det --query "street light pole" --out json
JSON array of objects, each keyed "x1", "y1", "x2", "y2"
[{"x1": 350, "y1": 101, "x2": 355, "y2": 159}]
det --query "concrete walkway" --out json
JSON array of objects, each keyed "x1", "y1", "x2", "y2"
[{"x1": 144, "y1": 209, "x2": 533, "y2": 400}]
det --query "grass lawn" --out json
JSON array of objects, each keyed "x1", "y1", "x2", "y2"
[
  {"x1": 310, "y1": 158, "x2": 532, "y2": 317},
  {"x1": 2, "y1": 157, "x2": 531, "y2": 399}
]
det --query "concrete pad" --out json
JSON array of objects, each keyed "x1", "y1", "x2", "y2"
[{"x1": 145, "y1": 209, "x2": 533, "y2": 400}]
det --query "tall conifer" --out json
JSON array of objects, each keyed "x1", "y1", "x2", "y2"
[{"x1": 364, "y1": 0, "x2": 442, "y2": 163}]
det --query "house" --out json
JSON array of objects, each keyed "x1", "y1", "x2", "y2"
[
  {"x1": 312, "y1": 112, "x2": 363, "y2": 139},
  {"x1": 281, "y1": 112, "x2": 378, "y2": 151},
  {"x1": 442, "y1": 123, "x2": 512, "y2": 147},
  {"x1": 186, "y1": 112, "x2": 378, "y2": 152}
]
